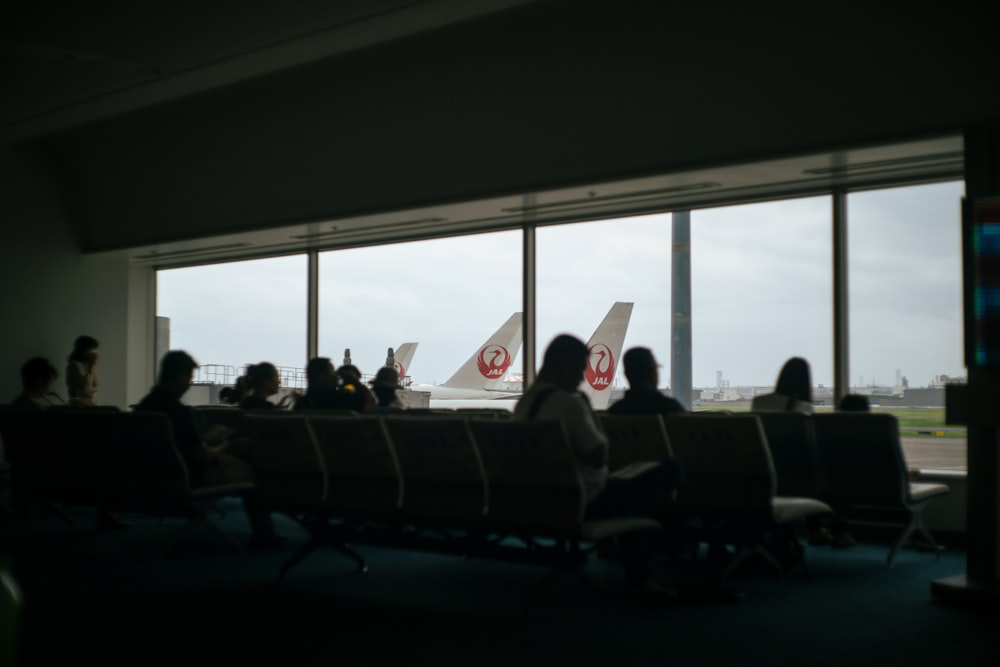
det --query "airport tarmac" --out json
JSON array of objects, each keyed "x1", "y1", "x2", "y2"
[{"x1": 900, "y1": 435, "x2": 966, "y2": 471}]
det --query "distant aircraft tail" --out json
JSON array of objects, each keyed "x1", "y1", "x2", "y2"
[
  {"x1": 580, "y1": 302, "x2": 634, "y2": 410},
  {"x1": 391, "y1": 342, "x2": 418, "y2": 383},
  {"x1": 441, "y1": 312, "x2": 523, "y2": 390}
]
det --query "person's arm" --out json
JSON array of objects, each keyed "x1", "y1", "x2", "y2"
[
  {"x1": 171, "y1": 403, "x2": 229, "y2": 463},
  {"x1": 275, "y1": 392, "x2": 299, "y2": 410},
  {"x1": 565, "y1": 393, "x2": 609, "y2": 469},
  {"x1": 65, "y1": 362, "x2": 84, "y2": 398},
  {"x1": 192, "y1": 439, "x2": 229, "y2": 462}
]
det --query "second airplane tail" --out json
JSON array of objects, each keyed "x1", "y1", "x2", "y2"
[
  {"x1": 580, "y1": 301, "x2": 634, "y2": 410},
  {"x1": 441, "y1": 312, "x2": 523, "y2": 390},
  {"x1": 390, "y1": 342, "x2": 418, "y2": 383}
]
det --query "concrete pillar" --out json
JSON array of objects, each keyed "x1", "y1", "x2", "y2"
[
  {"x1": 671, "y1": 211, "x2": 692, "y2": 409},
  {"x1": 931, "y1": 123, "x2": 1000, "y2": 608}
]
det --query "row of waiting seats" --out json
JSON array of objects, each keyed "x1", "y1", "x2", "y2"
[
  {"x1": 206, "y1": 407, "x2": 842, "y2": 576},
  {"x1": 0, "y1": 406, "x2": 948, "y2": 586},
  {"x1": 240, "y1": 412, "x2": 667, "y2": 590},
  {"x1": 597, "y1": 411, "x2": 950, "y2": 567},
  {"x1": 0, "y1": 407, "x2": 661, "y2": 595},
  {"x1": 0, "y1": 407, "x2": 254, "y2": 550}
]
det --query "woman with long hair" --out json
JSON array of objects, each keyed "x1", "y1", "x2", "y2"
[
  {"x1": 753, "y1": 357, "x2": 855, "y2": 547},
  {"x1": 751, "y1": 357, "x2": 813, "y2": 414},
  {"x1": 66, "y1": 335, "x2": 99, "y2": 407},
  {"x1": 237, "y1": 362, "x2": 282, "y2": 410}
]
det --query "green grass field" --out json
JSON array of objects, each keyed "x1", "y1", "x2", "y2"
[
  {"x1": 692, "y1": 404, "x2": 965, "y2": 438},
  {"x1": 868, "y1": 407, "x2": 963, "y2": 437}
]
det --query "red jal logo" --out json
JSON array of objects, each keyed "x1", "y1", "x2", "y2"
[
  {"x1": 585, "y1": 343, "x2": 614, "y2": 391},
  {"x1": 477, "y1": 345, "x2": 512, "y2": 379},
  {"x1": 393, "y1": 362, "x2": 405, "y2": 379}
]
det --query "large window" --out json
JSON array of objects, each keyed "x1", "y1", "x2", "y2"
[
  {"x1": 691, "y1": 196, "x2": 833, "y2": 401},
  {"x1": 848, "y1": 181, "x2": 964, "y2": 391},
  {"x1": 152, "y1": 180, "x2": 967, "y2": 469},
  {"x1": 156, "y1": 255, "x2": 308, "y2": 391},
  {"x1": 536, "y1": 214, "x2": 672, "y2": 408},
  {"x1": 848, "y1": 180, "x2": 965, "y2": 470},
  {"x1": 317, "y1": 232, "x2": 522, "y2": 387}
]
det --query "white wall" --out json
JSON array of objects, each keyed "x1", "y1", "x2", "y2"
[{"x1": 0, "y1": 144, "x2": 155, "y2": 408}]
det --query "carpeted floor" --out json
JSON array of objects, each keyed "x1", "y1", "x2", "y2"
[{"x1": 2, "y1": 499, "x2": 997, "y2": 667}]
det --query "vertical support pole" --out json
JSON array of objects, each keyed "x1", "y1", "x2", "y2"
[
  {"x1": 306, "y1": 249, "x2": 319, "y2": 363},
  {"x1": 832, "y1": 190, "x2": 850, "y2": 406},
  {"x1": 671, "y1": 211, "x2": 692, "y2": 409},
  {"x1": 522, "y1": 195, "x2": 537, "y2": 386}
]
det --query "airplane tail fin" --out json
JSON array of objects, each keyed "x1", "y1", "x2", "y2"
[
  {"x1": 580, "y1": 302, "x2": 634, "y2": 410},
  {"x1": 391, "y1": 342, "x2": 418, "y2": 383},
  {"x1": 441, "y1": 312, "x2": 523, "y2": 390}
]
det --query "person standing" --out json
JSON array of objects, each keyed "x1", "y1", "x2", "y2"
[{"x1": 66, "y1": 335, "x2": 99, "y2": 407}]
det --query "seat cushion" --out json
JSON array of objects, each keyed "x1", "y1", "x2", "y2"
[
  {"x1": 772, "y1": 496, "x2": 832, "y2": 523},
  {"x1": 909, "y1": 482, "x2": 950, "y2": 503},
  {"x1": 579, "y1": 516, "x2": 662, "y2": 542}
]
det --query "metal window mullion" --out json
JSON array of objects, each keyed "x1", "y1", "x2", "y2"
[
  {"x1": 522, "y1": 195, "x2": 537, "y2": 386},
  {"x1": 832, "y1": 190, "x2": 849, "y2": 405},
  {"x1": 307, "y1": 249, "x2": 319, "y2": 363}
]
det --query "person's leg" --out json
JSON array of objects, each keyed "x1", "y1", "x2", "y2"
[
  {"x1": 199, "y1": 455, "x2": 279, "y2": 544},
  {"x1": 830, "y1": 515, "x2": 855, "y2": 547},
  {"x1": 587, "y1": 458, "x2": 684, "y2": 519},
  {"x1": 584, "y1": 458, "x2": 684, "y2": 594},
  {"x1": 807, "y1": 515, "x2": 833, "y2": 545}
]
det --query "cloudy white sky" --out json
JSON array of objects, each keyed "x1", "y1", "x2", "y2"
[{"x1": 157, "y1": 180, "x2": 965, "y2": 390}]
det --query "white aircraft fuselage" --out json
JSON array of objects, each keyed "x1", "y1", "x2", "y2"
[{"x1": 411, "y1": 384, "x2": 520, "y2": 401}]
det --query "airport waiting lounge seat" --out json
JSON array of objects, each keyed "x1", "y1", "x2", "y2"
[
  {"x1": 0, "y1": 408, "x2": 253, "y2": 549},
  {"x1": 664, "y1": 413, "x2": 832, "y2": 577},
  {"x1": 754, "y1": 412, "x2": 827, "y2": 501},
  {"x1": 468, "y1": 418, "x2": 663, "y2": 599},
  {"x1": 193, "y1": 405, "x2": 246, "y2": 434},
  {"x1": 812, "y1": 412, "x2": 950, "y2": 567},
  {"x1": 109, "y1": 411, "x2": 255, "y2": 552},
  {"x1": 283, "y1": 414, "x2": 403, "y2": 577},
  {"x1": 241, "y1": 413, "x2": 326, "y2": 516},
  {"x1": 596, "y1": 413, "x2": 673, "y2": 474},
  {"x1": 383, "y1": 416, "x2": 488, "y2": 527}
]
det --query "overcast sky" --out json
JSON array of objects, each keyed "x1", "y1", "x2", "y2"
[{"x1": 157, "y1": 180, "x2": 965, "y2": 390}]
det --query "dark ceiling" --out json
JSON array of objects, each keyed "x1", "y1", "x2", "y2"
[
  {"x1": 0, "y1": 0, "x2": 536, "y2": 140},
  {"x1": 3, "y1": 1, "x2": 991, "y2": 261}
]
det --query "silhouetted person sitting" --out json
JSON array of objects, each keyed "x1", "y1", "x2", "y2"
[
  {"x1": 514, "y1": 334, "x2": 684, "y2": 600},
  {"x1": 237, "y1": 362, "x2": 283, "y2": 410},
  {"x1": 754, "y1": 358, "x2": 853, "y2": 547},
  {"x1": 11, "y1": 357, "x2": 123, "y2": 528},
  {"x1": 838, "y1": 393, "x2": 870, "y2": 412},
  {"x1": 338, "y1": 364, "x2": 377, "y2": 412},
  {"x1": 135, "y1": 351, "x2": 281, "y2": 548},
  {"x1": 218, "y1": 376, "x2": 248, "y2": 406},
  {"x1": 294, "y1": 357, "x2": 346, "y2": 411},
  {"x1": 370, "y1": 367, "x2": 404, "y2": 410},
  {"x1": 65, "y1": 335, "x2": 99, "y2": 407},
  {"x1": 608, "y1": 347, "x2": 685, "y2": 416},
  {"x1": 751, "y1": 357, "x2": 814, "y2": 414},
  {"x1": 10, "y1": 357, "x2": 62, "y2": 409}
]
